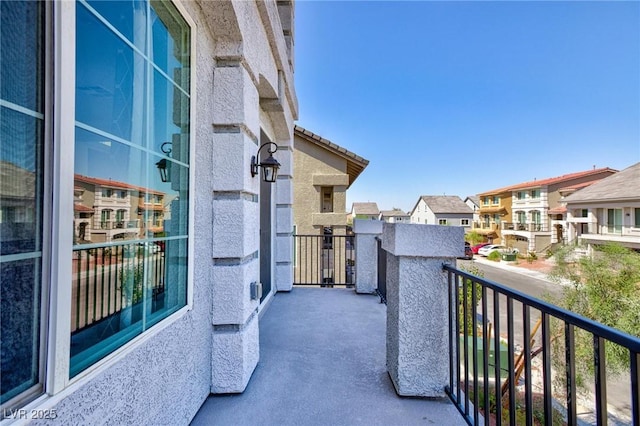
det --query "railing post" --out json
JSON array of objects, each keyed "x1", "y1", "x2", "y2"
[
  {"x1": 353, "y1": 219, "x2": 383, "y2": 294},
  {"x1": 383, "y1": 222, "x2": 463, "y2": 397}
]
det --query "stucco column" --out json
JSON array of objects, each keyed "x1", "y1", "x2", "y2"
[
  {"x1": 354, "y1": 219, "x2": 383, "y2": 294},
  {"x1": 382, "y1": 222, "x2": 463, "y2": 397},
  {"x1": 210, "y1": 61, "x2": 261, "y2": 393}
]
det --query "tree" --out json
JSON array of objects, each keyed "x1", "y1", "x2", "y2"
[
  {"x1": 465, "y1": 230, "x2": 484, "y2": 245},
  {"x1": 548, "y1": 243, "x2": 640, "y2": 387}
]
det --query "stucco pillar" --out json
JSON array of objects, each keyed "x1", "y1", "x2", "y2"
[
  {"x1": 210, "y1": 62, "x2": 261, "y2": 393},
  {"x1": 382, "y1": 223, "x2": 463, "y2": 397},
  {"x1": 354, "y1": 219, "x2": 383, "y2": 294},
  {"x1": 275, "y1": 144, "x2": 294, "y2": 292}
]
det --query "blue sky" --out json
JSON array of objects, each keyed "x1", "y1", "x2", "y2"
[{"x1": 294, "y1": 1, "x2": 640, "y2": 213}]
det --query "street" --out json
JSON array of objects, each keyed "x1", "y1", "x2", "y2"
[{"x1": 458, "y1": 258, "x2": 633, "y2": 425}]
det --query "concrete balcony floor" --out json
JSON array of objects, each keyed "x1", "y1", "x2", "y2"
[{"x1": 192, "y1": 288, "x2": 465, "y2": 426}]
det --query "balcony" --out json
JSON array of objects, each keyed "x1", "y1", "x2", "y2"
[
  {"x1": 96, "y1": 220, "x2": 139, "y2": 230},
  {"x1": 193, "y1": 288, "x2": 467, "y2": 425},
  {"x1": 502, "y1": 222, "x2": 549, "y2": 232},
  {"x1": 210, "y1": 221, "x2": 636, "y2": 426}
]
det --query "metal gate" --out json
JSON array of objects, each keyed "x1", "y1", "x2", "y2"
[{"x1": 293, "y1": 234, "x2": 354, "y2": 287}]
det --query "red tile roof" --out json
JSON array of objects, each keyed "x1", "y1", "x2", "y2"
[
  {"x1": 74, "y1": 203, "x2": 94, "y2": 212},
  {"x1": 548, "y1": 206, "x2": 567, "y2": 214},
  {"x1": 74, "y1": 174, "x2": 164, "y2": 195},
  {"x1": 478, "y1": 168, "x2": 617, "y2": 196}
]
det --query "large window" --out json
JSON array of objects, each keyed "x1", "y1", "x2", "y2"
[
  {"x1": 1, "y1": 0, "x2": 47, "y2": 410},
  {"x1": 71, "y1": 0, "x2": 191, "y2": 377},
  {"x1": 2, "y1": 0, "x2": 192, "y2": 411}
]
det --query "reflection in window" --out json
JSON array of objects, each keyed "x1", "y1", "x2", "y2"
[
  {"x1": 0, "y1": 0, "x2": 46, "y2": 409},
  {"x1": 71, "y1": 0, "x2": 190, "y2": 377}
]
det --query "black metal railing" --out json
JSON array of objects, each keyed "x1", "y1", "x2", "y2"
[
  {"x1": 443, "y1": 264, "x2": 640, "y2": 426},
  {"x1": 293, "y1": 234, "x2": 354, "y2": 286},
  {"x1": 71, "y1": 241, "x2": 166, "y2": 334},
  {"x1": 376, "y1": 236, "x2": 387, "y2": 304}
]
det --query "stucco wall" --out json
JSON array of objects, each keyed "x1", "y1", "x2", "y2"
[
  {"x1": 28, "y1": 1, "x2": 297, "y2": 424},
  {"x1": 293, "y1": 135, "x2": 348, "y2": 235}
]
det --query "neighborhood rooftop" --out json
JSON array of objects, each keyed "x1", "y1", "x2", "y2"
[
  {"x1": 352, "y1": 202, "x2": 380, "y2": 215},
  {"x1": 294, "y1": 125, "x2": 369, "y2": 186},
  {"x1": 418, "y1": 195, "x2": 472, "y2": 214},
  {"x1": 478, "y1": 167, "x2": 618, "y2": 195},
  {"x1": 563, "y1": 162, "x2": 640, "y2": 203}
]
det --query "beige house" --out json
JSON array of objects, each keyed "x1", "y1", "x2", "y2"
[
  {"x1": 475, "y1": 167, "x2": 617, "y2": 252},
  {"x1": 293, "y1": 125, "x2": 368, "y2": 235},
  {"x1": 73, "y1": 174, "x2": 166, "y2": 244},
  {"x1": 293, "y1": 126, "x2": 368, "y2": 285}
]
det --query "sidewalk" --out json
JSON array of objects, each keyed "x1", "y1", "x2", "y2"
[{"x1": 471, "y1": 256, "x2": 568, "y2": 285}]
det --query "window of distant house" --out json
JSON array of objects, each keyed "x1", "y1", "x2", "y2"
[
  {"x1": 321, "y1": 187, "x2": 333, "y2": 213},
  {"x1": 439, "y1": 219, "x2": 447, "y2": 225},
  {"x1": 635, "y1": 208, "x2": 640, "y2": 228},
  {"x1": 493, "y1": 214, "x2": 501, "y2": 223},
  {"x1": 530, "y1": 189, "x2": 540, "y2": 199},
  {"x1": 461, "y1": 219, "x2": 469, "y2": 226},
  {"x1": 492, "y1": 196, "x2": 499, "y2": 205},
  {"x1": 1, "y1": 0, "x2": 47, "y2": 409},
  {"x1": 580, "y1": 209, "x2": 588, "y2": 218},
  {"x1": 70, "y1": 0, "x2": 191, "y2": 377},
  {"x1": 607, "y1": 209, "x2": 622, "y2": 234},
  {"x1": 482, "y1": 197, "x2": 489, "y2": 206},
  {"x1": 516, "y1": 191, "x2": 524, "y2": 200}
]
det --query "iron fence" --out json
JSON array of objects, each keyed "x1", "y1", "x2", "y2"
[
  {"x1": 443, "y1": 264, "x2": 640, "y2": 426},
  {"x1": 71, "y1": 241, "x2": 166, "y2": 334},
  {"x1": 293, "y1": 234, "x2": 354, "y2": 286}
]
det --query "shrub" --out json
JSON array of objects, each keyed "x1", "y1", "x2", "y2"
[
  {"x1": 487, "y1": 251, "x2": 501, "y2": 261},
  {"x1": 526, "y1": 251, "x2": 537, "y2": 263}
]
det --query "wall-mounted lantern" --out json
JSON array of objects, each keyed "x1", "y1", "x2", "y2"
[
  {"x1": 155, "y1": 142, "x2": 172, "y2": 183},
  {"x1": 251, "y1": 142, "x2": 281, "y2": 183}
]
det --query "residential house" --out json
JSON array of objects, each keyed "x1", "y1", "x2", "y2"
[
  {"x1": 73, "y1": 174, "x2": 168, "y2": 243},
  {"x1": 464, "y1": 196, "x2": 480, "y2": 227},
  {"x1": 351, "y1": 202, "x2": 380, "y2": 220},
  {"x1": 1, "y1": 0, "x2": 297, "y2": 423},
  {"x1": 561, "y1": 162, "x2": 640, "y2": 251},
  {"x1": 409, "y1": 195, "x2": 473, "y2": 227},
  {"x1": 292, "y1": 126, "x2": 368, "y2": 285},
  {"x1": 379, "y1": 209, "x2": 410, "y2": 223},
  {"x1": 293, "y1": 126, "x2": 368, "y2": 236},
  {"x1": 476, "y1": 167, "x2": 617, "y2": 252}
]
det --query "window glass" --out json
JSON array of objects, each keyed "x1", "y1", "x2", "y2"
[
  {"x1": 607, "y1": 208, "x2": 622, "y2": 234},
  {"x1": 0, "y1": 0, "x2": 46, "y2": 407},
  {"x1": 86, "y1": 0, "x2": 147, "y2": 51},
  {"x1": 150, "y1": 0, "x2": 190, "y2": 90},
  {"x1": 71, "y1": 0, "x2": 190, "y2": 377},
  {"x1": 635, "y1": 208, "x2": 640, "y2": 228}
]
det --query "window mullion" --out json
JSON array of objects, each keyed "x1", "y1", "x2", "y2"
[{"x1": 46, "y1": 0, "x2": 75, "y2": 395}]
